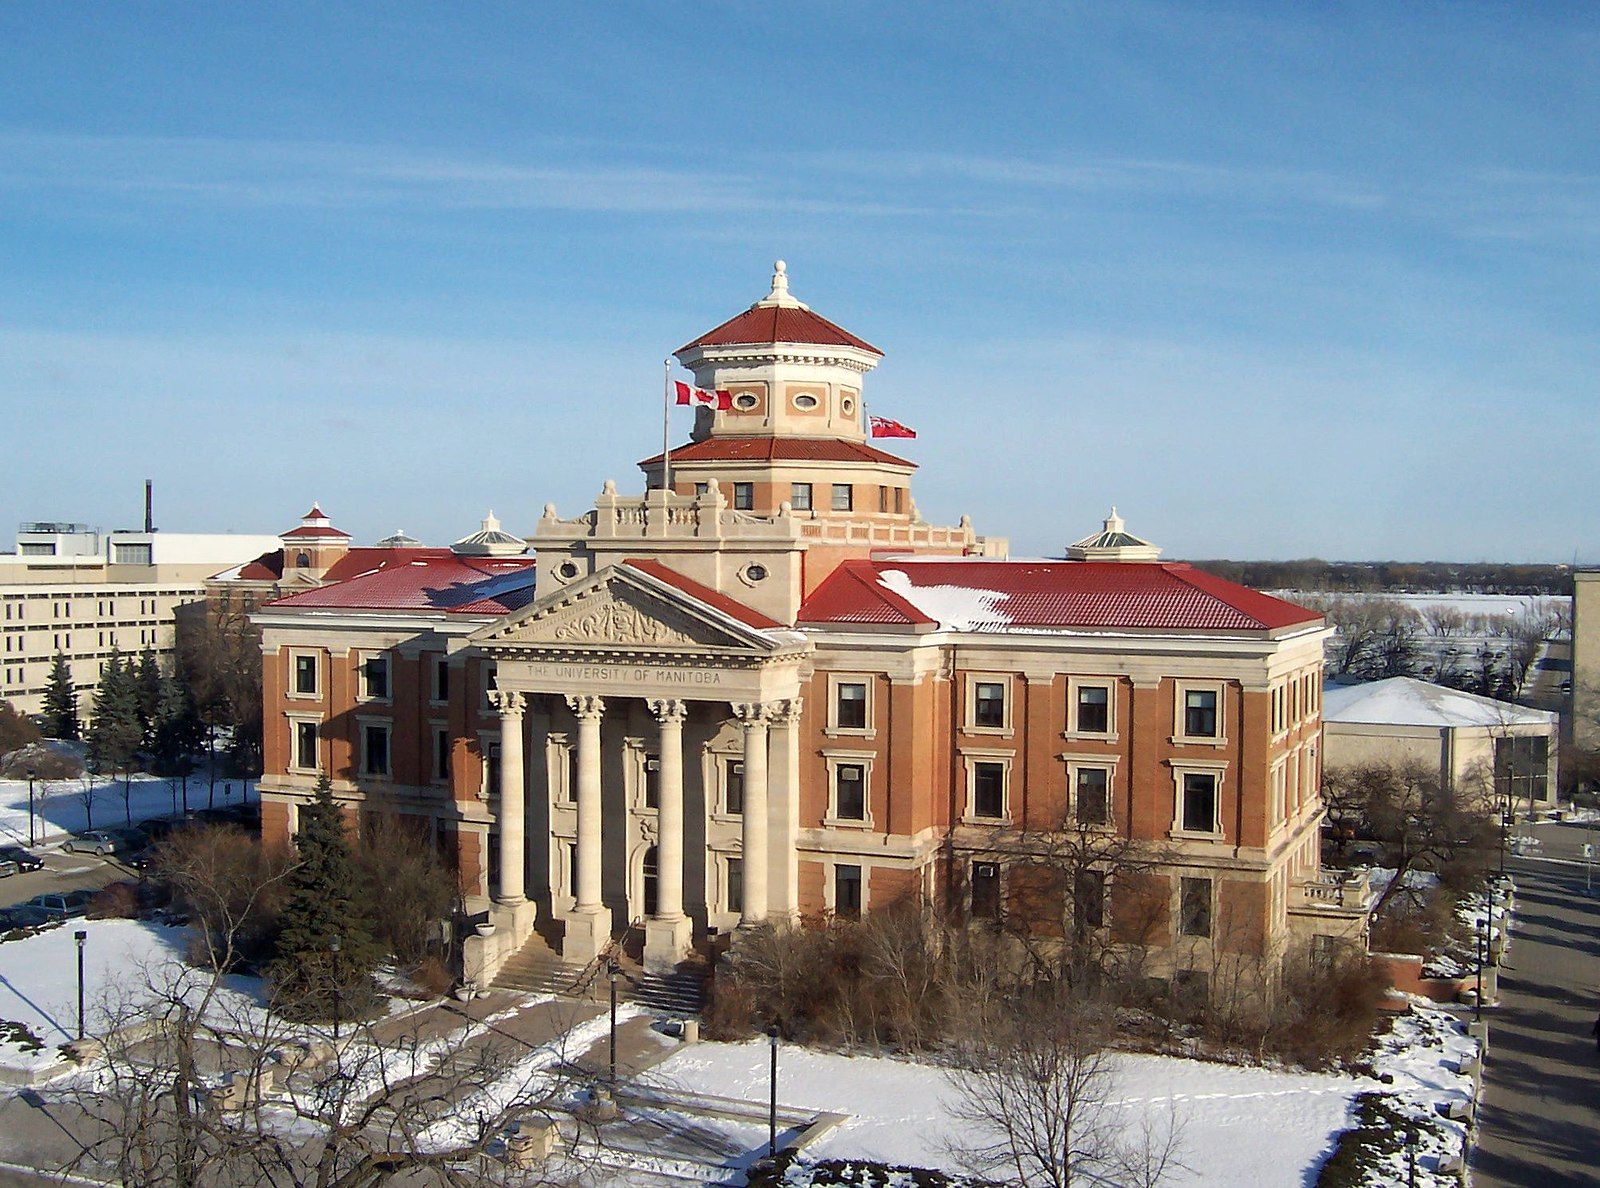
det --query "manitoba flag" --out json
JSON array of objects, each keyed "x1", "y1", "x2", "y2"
[
  {"x1": 675, "y1": 380, "x2": 732, "y2": 411},
  {"x1": 869, "y1": 415, "x2": 917, "y2": 439}
]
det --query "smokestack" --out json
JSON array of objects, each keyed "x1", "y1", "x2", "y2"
[{"x1": 144, "y1": 479, "x2": 154, "y2": 533}]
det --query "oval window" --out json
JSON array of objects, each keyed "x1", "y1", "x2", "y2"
[
  {"x1": 743, "y1": 563, "x2": 768, "y2": 584},
  {"x1": 793, "y1": 393, "x2": 819, "y2": 410},
  {"x1": 733, "y1": 393, "x2": 759, "y2": 411},
  {"x1": 841, "y1": 398, "x2": 855, "y2": 414},
  {"x1": 556, "y1": 560, "x2": 580, "y2": 581}
]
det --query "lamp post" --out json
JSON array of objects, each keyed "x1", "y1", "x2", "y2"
[
  {"x1": 26, "y1": 765, "x2": 37, "y2": 849},
  {"x1": 74, "y1": 930, "x2": 87, "y2": 1040},
  {"x1": 1475, "y1": 917, "x2": 1485, "y2": 1022},
  {"x1": 608, "y1": 958, "x2": 619, "y2": 1087},
  {"x1": 330, "y1": 935, "x2": 343, "y2": 1041},
  {"x1": 1498, "y1": 803, "x2": 1510, "y2": 884},
  {"x1": 768, "y1": 1024, "x2": 780, "y2": 1159}
]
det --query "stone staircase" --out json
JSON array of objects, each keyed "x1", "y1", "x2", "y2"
[{"x1": 492, "y1": 935, "x2": 708, "y2": 1016}]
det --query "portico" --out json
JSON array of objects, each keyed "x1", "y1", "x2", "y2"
[{"x1": 470, "y1": 561, "x2": 809, "y2": 972}]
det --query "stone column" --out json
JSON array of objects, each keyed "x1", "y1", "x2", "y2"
[
  {"x1": 563, "y1": 694, "x2": 611, "y2": 963},
  {"x1": 643, "y1": 698, "x2": 693, "y2": 971},
  {"x1": 487, "y1": 690, "x2": 527, "y2": 905},
  {"x1": 767, "y1": 698, "x2": 802, "y2": 925},
  {"x1": 733, "y1": 702, "x2": 770, "y2": 926}
]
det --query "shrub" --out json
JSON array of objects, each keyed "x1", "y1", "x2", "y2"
[
  {"x1": 88, "y1": 882, "x2": 142, "y2": 920},
  {"x1": 409, "y1": 954, "x2": 454, "y2": 999}
]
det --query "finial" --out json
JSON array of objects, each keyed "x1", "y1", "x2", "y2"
[
  {"x1": 483, "y1": 510, "x2": 501, "y2": 532},
  {"x1": 542, "y1": 502, "x2": 557, "y2": 520},
  {"x1": 756, "y1": 258, "x2": 808, "y2": 309}
]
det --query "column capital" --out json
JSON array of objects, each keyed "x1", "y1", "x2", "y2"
[
  {"x1": 768, "y1": 697, "x2": 804, "y2": 726},
  {"x1": 565, "y1": 693, "x2": 605, "y2": 721},
  {"x1": 488, "y1": 689, "x2": 526, "y2": 717},
  {"x1": 647, "y1": 697, "x2": 688, "y2": 725},
  {"x1": 731, "y1": 701, "x2": 771, "y2": 726}
]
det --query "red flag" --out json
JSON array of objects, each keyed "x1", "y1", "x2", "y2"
[
  {"x1": 675, "y1": 381, "x2": 732, "y2": 410},
  {"x1": 870, "y1": 415, "x2": 917, "y2": 439}
]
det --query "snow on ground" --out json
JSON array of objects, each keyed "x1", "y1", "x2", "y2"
[
  {"x1": 0, "y1": 772, "x2": 256, "y2": 847},
  {"x1": 642, "y1": 1001, "x2": 1478, "y2": 1187},
  {"x1": 1275, "y1": 591, "x2": 1564, "y2": 620},
  {"x1": 0, "y1": 918, "x2": 209, "y2": 1069}
]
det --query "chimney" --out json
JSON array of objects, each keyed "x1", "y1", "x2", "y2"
[{"x1": 144, "y1": 479, "x2": 154, "y2": 533}]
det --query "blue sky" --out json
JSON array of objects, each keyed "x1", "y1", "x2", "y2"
[{"x1": 1, "y1": 3, "x2": 1596, "y2": 562}]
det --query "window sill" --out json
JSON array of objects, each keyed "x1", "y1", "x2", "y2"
[
  {"x1": 287, "y1": 692, "x2": 322, "y2": 702},
  {"x1": 709, "y1": 811, "x2": 744, "y2": 826},
  {"x1": 1169, "y1": 736, "x2": 1228, "y2": 749},
  {"x1": 1072, "y1": 818, "x2": 1116, "y2": 832},
  {"x1": 824, "y1": 727, "x2": 877, "y2": 741},
  {"x1": 823, "y1": 816, "x2": 874, "y2": 830},
  {"x1": 1168, "y1": 828, "x2": 1225, "y2": 843},
  {"x1": 965, "y1": 726, "x2": 1014, "y2": 739},
  {"x1": 961, "y1": 814, "x2": 1012, "y2": 828},
  {"x1": 1062, "y1": 731, "x2": 1120, "y2": 745}
]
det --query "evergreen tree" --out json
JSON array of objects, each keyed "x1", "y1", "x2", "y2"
[
  {"x1": 153, "y1": 669, "x2": 201, "y2": 810},
  {"x1": 135, "y1": 647, "x2": 163, "y2": 747},
  {"x1": 87, "y1": 650, "x2": 144, "y2": 823},
  {"x1": 269, "y1": 775, "x2": 382, "y2": 1019},
  {"x1": 41, "y1": 653, "x2": 79, "y2": 740}
]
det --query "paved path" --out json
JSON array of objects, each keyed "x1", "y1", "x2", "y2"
[{"x1": 1474, "y1": 822, "x2": 1600, "y2": 1187}]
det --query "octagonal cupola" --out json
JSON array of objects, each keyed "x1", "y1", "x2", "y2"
[
  {"x1": 1067, "y1": 508, "x2": 1162, "y2": 562},
  {"x1": 673, "y1": 261, "x2": 882, "y2": 444},
  {"x1": 452, "y1": 510, "x2": 527, "y2": 557}
]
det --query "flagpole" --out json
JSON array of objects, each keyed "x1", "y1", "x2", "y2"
[{"x1": 662, "y1": 357, "x2": 673, "y2": 493}]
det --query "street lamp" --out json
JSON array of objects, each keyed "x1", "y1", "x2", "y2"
[
  {"x1": 768, "y1": 1024, "x2": 780, "y2": 1159},
  {"x1": 25, "y1": 765, "x2": 37, "y2": 849},
  {"x1": 1475, "y1": 916, "x2": 1485, "y2": 1022},
  {"x1": 608, "y1": 958, "x2": 619, "y2": 1087},
  {"x1": 330, "y1": 935, "x2": 343, "y2": 1041},
  {"x1": 74, "y1": 930, "x2": 87, "y2": 1040}
]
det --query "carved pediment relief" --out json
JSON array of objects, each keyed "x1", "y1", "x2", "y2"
[{"x1": 474, "y1": 571, "x2": 767, "y2": 654}]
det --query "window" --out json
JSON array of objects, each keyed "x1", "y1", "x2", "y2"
[
  {"x1": 1076, "y1": 685, "x2": 1110, "y2": 734},
  {"x1": 644, "y1": 755, "x2": 660, "y2": 808},
  {"x1": 642, "y1": 846, "x2": 659, "y2": 916},
  {"x1": 362, "y1": 725, "x2": 391, "y2": 777},
  {"x1": 974, "y1": 680, "x2": 1007, "y2": 729},
  {"x1": 485, "y1": 743, "x2": 502, "y2": 799},
  {"x1": 361, "y1": 655, "x2": 389, "y2": 700},
  {"x1": 694, "y1": 482, "x2": 709, "y2": 497},
  {"x1": 727, "y1": 857, "x2": 743, "y2": 914},
  {"x1": 1179, "y1": 877, "x2": 1212, "y2": 938},
  {"x1": 733, "y1": 482, "x2": 754, "y2": 511},
  {"x1": 1183, "y1": 689, "x2": 1219, "y2": 738},
  {"x1": 791, "y1": 482, "x2": 813, "y2": 511},
  {"x1": 294, "y1": 721, "x2": 318, "y2": 770},
  {"x1": 971, "y1": 861, "x2": 1001, "y2": 919},
  {"x1": 1075, "y1": 767, "x2": 1111, "y2": 825},
  {"x1": 564, "y1": 747, "x2": 578, "y2": 803},
  {"x1": 835, "y1": 763, "x2": 867, "y2": 821},
  {"x1": 972, "y1": 761, "x2": 1006, "y2": 819},
  {"x1": 724, "y1": 759, "x2": 744, "y2": 815},
  {"x1": 1497, "y1": 735, "x2": 1550, "y2": 804},
  {"x1": 1075, "y1": 869, "x2": 1106, "y2": 933},
  {"x1": 831, "y1": 483, "x2": 853, "y2": 511},
  {"x1": 878, "y1": 485, "x2": 889, "y2": 513},
  {"x1": 434, "y1": 728, "x2": 451, "y2": 782},
  {"x1": 834, "y1": 864, "x2": 862, "y2": 918},
  {"x1": 894, "y1": 488, "x2": 904, "y2": 513},
  {"x1": 566, "y1": 842, "x2": 579, "y2": 895},
  {"x1": 432, "y1": 658, "x2": 450, "y2": 703},
  {"x1": 1181, "y1": 772, "x2": 1218, "y2": 834},
  {"x1": 835, "y1": 681, "x2": 868, "y2": 729},
  {"x1": 294, "y1": 654, "x2": 318, "y2": 695},
  {"x1": 296, "y1": 551, "x2": 311, "y2": 568}
]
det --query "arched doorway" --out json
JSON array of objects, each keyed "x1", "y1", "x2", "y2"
[{"x1": 642, "y1": 845, "x2": 659, "y2": 918}]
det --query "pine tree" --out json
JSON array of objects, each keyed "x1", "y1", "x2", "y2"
[
  {"x1": 87, "y1": 650, "x2": 144, "y2": 824},
  {"x1": 135, "y1": 647, "x2": 163, "y2": 747},
  {"x1": 42, "y1": 653, "x2": 79, "y2": 740},
  {"x1": 153, "y1": 669, "x2": 201, "y2": 809},
  {"x1": 269, "y1": 776, "x2": 383, "y2": 1019}
]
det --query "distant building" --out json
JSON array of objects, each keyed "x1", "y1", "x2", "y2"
[
  {"x1": 1572, "y1": 570, "x2": 1600, "y2": 754},
  {"x1": 0, "y1": 521, "x2": 281, "y2": 719},
  {"x1": 1322, "y1": 676, "x2": 1557, "y2": 807}
]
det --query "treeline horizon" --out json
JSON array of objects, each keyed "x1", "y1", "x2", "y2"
[{"x1": 1172, "y1": 560, "x2": 1571, "y2": 596}]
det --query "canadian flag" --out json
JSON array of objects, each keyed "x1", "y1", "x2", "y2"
[
  {"x1": 869, "y1": 415, "x2": 917, "y2": 439},
  {"x1": 675, "y1": 380, "x2": 732, "y2": 411}
]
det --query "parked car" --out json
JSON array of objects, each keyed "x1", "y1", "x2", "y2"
[
  {"x1": 62, "y1": 830, "x2": 128, "y2": 856},
  {"x1": 22, "y1": 889, "x2": 95, "y2": 920},
  {"x1": 0, "y1": 904, "x2": 53, "y2": 930},
  {"x1": 0, "y1": 859, "x2": 17, "y2": 879},
  {"x1": 0, "y1": 846, "x2": 45, "y2": 873}
]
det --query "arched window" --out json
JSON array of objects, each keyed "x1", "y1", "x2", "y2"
[{"x1": 296, "y1": 551, "x2": 311, "y2": 567}]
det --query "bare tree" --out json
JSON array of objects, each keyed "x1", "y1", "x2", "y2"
[{"x1": 945, "y1": 984, "x2": 1185, "y2": 1187}]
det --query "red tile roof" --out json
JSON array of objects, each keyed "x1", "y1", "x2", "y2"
[
  {"x1": 264, "y1": 550, "x2": 538, "y2": 615},
  {"x1": 231, "y1": 551, "x2": 285, "y2": 582},
  {"x1": 623, "y1": 559, "x2": 783, "y2": 630},
  {"x1": 798, "y1": 559, "x2": 1323, "y2": 634},
  {"x1": 639, "y1": 436, "x2": 914, "y2": 469},
  {"x1": 679, "y1": 305, "x2": 882, "y2": 356}
]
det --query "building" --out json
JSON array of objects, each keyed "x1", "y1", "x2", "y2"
[
  {"x1": 1323, "y1": 676, "x2": 1557, "y2": 808},
  {"x1": 1572, "y1": 569, "x2": 1600, "y2": 754},
  {"x1": 254, "y1": 263, "x2": 1362, "y2": 988},
  {"x1": 0, "y1": 521, "x2": 281, "y2": 718}
]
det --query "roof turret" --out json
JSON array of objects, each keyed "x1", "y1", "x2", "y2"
[
  {"x1": 1067, "y1": 508, "x2": 1162, "y2": 562},
  {"x1": 452, "y1": 511, "x2": 527, "y2": 557}
]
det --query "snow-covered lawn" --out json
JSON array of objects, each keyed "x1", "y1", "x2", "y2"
[
  {"x1": 0, "y1": 771, "x2": 256, "y2": 846},
  {"x1": 642, "y1": 1004, "x2": 1478, "y2": 1187}
]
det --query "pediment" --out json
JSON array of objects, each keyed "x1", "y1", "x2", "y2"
[{"x1": 470, "y1": 565, "x2": 782, "y2": 655}]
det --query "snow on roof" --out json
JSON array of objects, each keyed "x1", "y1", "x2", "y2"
[
  {"x1": 877, "y1": 568, "x2": 1009, "y2": 631},
  {"x1": 1322, "y1": 677, "x2": 1555, "y2": 729},
  {"x1": 264, "y1": 550, "x2": 538, "y2": 615}
]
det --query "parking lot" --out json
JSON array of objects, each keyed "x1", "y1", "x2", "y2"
[{"x1": 0, "y1": 846, "x2": 135, "y2": 913}]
